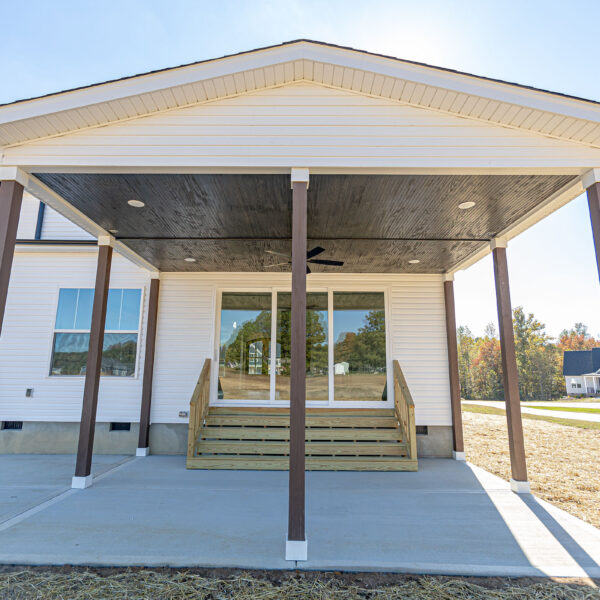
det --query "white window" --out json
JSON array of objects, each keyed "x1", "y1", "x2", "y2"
[{"x1": 50, "y1": 288, "x2": 142, "y2": 377}]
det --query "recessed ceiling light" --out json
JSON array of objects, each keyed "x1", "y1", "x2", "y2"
[
  {"x1": 458, "y1": 201, "x2": 476, "y2": 210},
  {"x1": 409, "y1": 259, "x2": 420, "y2": 264},
  {"x1": 127, "y1": 199, "x2": 145, "y2": 208},
  {"x1": 184, "y1": 257, "x2": 196, "y2": 263}
]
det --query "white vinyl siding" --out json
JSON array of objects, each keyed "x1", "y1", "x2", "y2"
[
  {"x1": 150, "y1": 272, "x2": 451, "y2": 426},
  {"x1": 16, "y1": 193, "x2": 40, "y2": 239},
  {"x1": 0, "y1": 250, "x2": 150, "y2": 422},
  {"x1": 41, "y1": 206, "x2": 95, "y2": 241},
  {"x1": 5, "y1": 83, "x2": 600, "y2": 170}
]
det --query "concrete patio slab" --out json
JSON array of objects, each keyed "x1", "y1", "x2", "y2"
[{"x1": 0, "y1": 455, "x2": 598, "y2": 577}]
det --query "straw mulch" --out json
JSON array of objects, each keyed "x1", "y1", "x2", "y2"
[
  {"x1": 463, "y1": 410, "x2": 600, "y2": 528},
  {"x1": 0, "y1": 569, "x2": 598, "y2": 599}
]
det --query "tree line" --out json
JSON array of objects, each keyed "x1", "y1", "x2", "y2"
[{"x1": 458, "y1": 307, "x2": 598, "y2": 401}]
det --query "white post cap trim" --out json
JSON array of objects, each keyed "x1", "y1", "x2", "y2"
[
  {"x1": 71, "y1": 474, "x2": 93, "y2": 489},
  {"x1": 97, "y1": 234, "x2": 115, "y2": 247},
  {"x1": 149, "y1": 271, "x2": 160, "y2": 280},
  {"x1": 443, "y1": 273, "x2": 454, "y2": 282},
  {"x1": 290, "y1": 168, "x2": 309, "y2": 189},
  {"x1": 285, "y1": 539, "x2": 308, "y2": 561},
  {"x1": 582, "y1": 168, "x2": 600, "y2": 190},
  {"x1": 0, "y1": 166, "x2": 29, "y2": 187},
  {"x1": 490, "y1": 237, "x2": 508, "y2": 250},
  {"x1": 136, "y1": 447, "x2": 150, "y2": 457},
  {"x1": 452, "y1": 450, "x2": 466, "y2": 461},
  {"x1": 510, "y1": 478, "x2": 531, "y2": 494}
]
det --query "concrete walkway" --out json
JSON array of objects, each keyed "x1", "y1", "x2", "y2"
[
  {"x1": 0, "y1": 455, "x2": 599, "y2": 577},
  {"x1": 463, "y1": 400, "x2": 600, "y2": 422}
]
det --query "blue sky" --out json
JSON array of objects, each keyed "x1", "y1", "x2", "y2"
[{"x1": 3, "y1": 0, "x2": 600, "y2": 338}]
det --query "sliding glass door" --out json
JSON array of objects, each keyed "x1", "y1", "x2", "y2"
[{"x1": 216, "y1": 289, "x2": 389, "y2": 405}]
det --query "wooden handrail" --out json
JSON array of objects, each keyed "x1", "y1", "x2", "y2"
[
  {"x1": 393, "y1": 360, "x2": 417, "y2": 461},
  {"x1": 186, "y1": 358, "x2": 211, "y2": 459}
]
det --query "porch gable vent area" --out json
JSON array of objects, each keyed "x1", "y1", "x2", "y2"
[{"x1": 1, "y1": 421, "x2": 23, "y2": 430}]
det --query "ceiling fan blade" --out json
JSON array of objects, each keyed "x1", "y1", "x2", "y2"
[
  {"x1": 265, "y1": 250, "x2": 291, "y2": 258},
  {"x1": 306, "y1": 246, "x2": 325, "y2": 259},
  {"x1": 308, "y1": 259, "x2": 345, "y2": 266}
]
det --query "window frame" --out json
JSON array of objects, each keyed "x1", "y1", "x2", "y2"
[
  {"x1": 48, "y1": 286, "x2": 145, "y2": 379},
  {"x1": 212, "y1": 285, "x2": 393, "y2": 408}
]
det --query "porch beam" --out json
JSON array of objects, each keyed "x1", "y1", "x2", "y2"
[
  {"x1": 137, "y1": 274, "x2": 160, "y2": 455},
  {"x1": 0, "y1": 180, "x2": 24, "y2": 335},
  {"x1": 72, "y1": 236, "x2": 113, "y2": 489},
  {"x1": 442, "y1": 274, "x2": 464, "y2": 459},
  {"x1": 287, "y1": 168, "x2": 308, "y2": 561},
  {"x1": 491, "y1": 238, "x2": 529, "y2": 493}
]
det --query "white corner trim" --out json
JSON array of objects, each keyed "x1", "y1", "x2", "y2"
[
  {"x1": 285, "y1": 539, "x2": 308, "y2": 561},
  {"x1": 490, "y1": 237, "x2": 508, "y2": 250},
  {"x1": 0, "y1": 166, "x2": 29, "y2": 187},
  {"x1": 290, "y1": 168, "x2": 310, "y2": 189},
  {"x1": 71, "y1": 475, "x2": 93, "y2": 489},
  {"x1": 452, "y1": 450, "x2": 466, "y2": 461},
  {"x1": 443, "y1": 273, "x2": 454, "y2": 282},
  {"x1": 582, "y1": 168, "x2": 600, "y2": 190},
  {"x1": 97, "y1": 234, "x2": 115, "y2": 247},
  {"x1": 136, "y1": 447, "x2": 150, "y2": 457},
  {"x1": 510, "y1": 479, "x2": 531, "y2": 494}
]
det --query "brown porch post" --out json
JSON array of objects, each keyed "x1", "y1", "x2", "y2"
[
  {"x1": 286, "y1": 168, "x2": 308, "y2": 561},
  {"x1": 72, "y1": 236, "x2": 113, "y2": 489},
  {"x1": 137, "y1": 274, "x2": 160, "y2": 455},
  {"x1": 584, "y1": 171, "x2": 600, "y2": 280},
  {"x1": 442, "y1": 274, "x2": 465, "y2": 459},
  {"x1": 0, "y1": 180, "x2": 24, "y2": 335},
  {"x1": 491, "y1": 238, "x2": 529, "y2": 493}
]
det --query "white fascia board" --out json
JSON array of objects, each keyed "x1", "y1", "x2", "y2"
[
  {"x1": 451, "y1": 176, "x2": 584, "y2": 273},
  {"x1": 23, "y1": 171, "x2": 158, "y2": 272}
]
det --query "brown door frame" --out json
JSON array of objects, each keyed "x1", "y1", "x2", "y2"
[
  {"x1": 491, "y1": 239, "x2": 529, "y2": 493},
  {"x1": 72, "y1": 237, "x2": 113, "y2": 489}
]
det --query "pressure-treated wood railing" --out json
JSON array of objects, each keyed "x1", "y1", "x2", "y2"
[
  {"x1": 186, "y1": 358, "x2": 211, "y2": 460},
  {"x1": 393, "y1": 360, "x2": 418, "y2": 462}
]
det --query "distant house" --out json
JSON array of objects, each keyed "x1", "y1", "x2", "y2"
[{"x1": 563, "y1": 349, "x2": 600, "y2": 396}]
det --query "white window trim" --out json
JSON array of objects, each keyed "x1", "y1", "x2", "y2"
[
  {"x1": 211, "y1": 285, "x2": 393, "y2": 408},
  {"x1": 47, "y1": 286, "x2": 145, "y2": 379}
]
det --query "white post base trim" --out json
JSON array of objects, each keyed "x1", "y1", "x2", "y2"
[
  {"x1": 452, "y1": 450, "x2": 466, "y2": 461},
  {"x1": 285, "y1": 539, "x2": 308, "y2": 561},
  {"x1": 510, "y1": 479, "x2": 531, "y2": 494},
  {"x1": 136, "y1": 447, "x2": 150, "y2": 457},
  {"x1": 71, "y1": 475, "x2": 93, "y2": 489}
]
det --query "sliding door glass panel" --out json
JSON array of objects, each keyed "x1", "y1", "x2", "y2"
[
  {"x1": 218, "y1": 293, "x2": 272, "y2": 400},
  {"x1": 333, "y1": 292, "x2": 387, "y2": 401},
  {"x1": 275, "y1": 292, "x2": 328, "y2": 401}
]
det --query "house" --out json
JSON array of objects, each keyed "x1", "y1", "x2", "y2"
[
  {"x1": 563, "y1": 349, "x2": 600, "y2": 396},
  {"x1": 1, "y1": 40, "x2": 600, "y2": 560}
]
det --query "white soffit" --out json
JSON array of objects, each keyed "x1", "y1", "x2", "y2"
[{"x1": 1, "y1": 40, "x2": 600, "y2": 149}]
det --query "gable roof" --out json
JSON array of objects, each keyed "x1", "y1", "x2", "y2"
[
  {"x1": 563, "y1": 348, "x2": 600, "y2": 376},
  {"x1": 1, "y1": 40, "x2": 600, "y2": 149}
]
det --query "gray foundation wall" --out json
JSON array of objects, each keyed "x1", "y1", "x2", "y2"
[{"x1": 0, "y1": 422, "x2": 452, "y2": 457}]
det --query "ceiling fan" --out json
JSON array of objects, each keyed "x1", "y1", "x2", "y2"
[{"x1": 264, "y1": 246, "x2": 344, "y2": 274}]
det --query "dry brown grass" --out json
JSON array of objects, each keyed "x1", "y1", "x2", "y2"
[
  {"x1": 463, "y1": 408, "x2": 600, "y2": 528},
  {"x1": 0, "y1": 568, "x2": 598, "y2": 599}
]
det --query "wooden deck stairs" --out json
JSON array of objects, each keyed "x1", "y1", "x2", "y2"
[{"x1": 186, "y1": 360, "x2": 418, "y2": 471}]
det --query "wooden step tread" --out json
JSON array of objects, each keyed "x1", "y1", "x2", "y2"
[
  {"x1": 205, "y1": 415, "x2": 399, "y2": 428},
  {"x1": 195, "y1": 440, "x2": 408, "y2": 457},
  {"x1": 187, "y1": 455, "x2": 418, "y2": 471},
  {"x1": 200, "y1": 426, "x2": 403, "y2": 441},
  {"x1": 209, "y1": 407, "x2": 395, "y2": 416}
]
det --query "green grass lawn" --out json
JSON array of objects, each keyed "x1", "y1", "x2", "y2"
[
  {"x1": 462, "y1": 403, "x2": 600, "y2": 430},
  {"x1": 528, "y1": 405, "x2": 600, "y2": 414}
]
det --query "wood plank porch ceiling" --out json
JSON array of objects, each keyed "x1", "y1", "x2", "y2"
[{"x1": 33, "y1": 173, "x2": 575, "y2": 273}]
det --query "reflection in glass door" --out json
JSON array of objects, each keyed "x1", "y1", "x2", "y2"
[
  {"x1": 218, "y1": 292, "x2": 272, "y2": 400},
  {"x1": 275, "y1": 292, "x2": 329, "y2": 402},
  {"x1": 333, "y1": 292, "x2": 387, "y2": 402}
]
